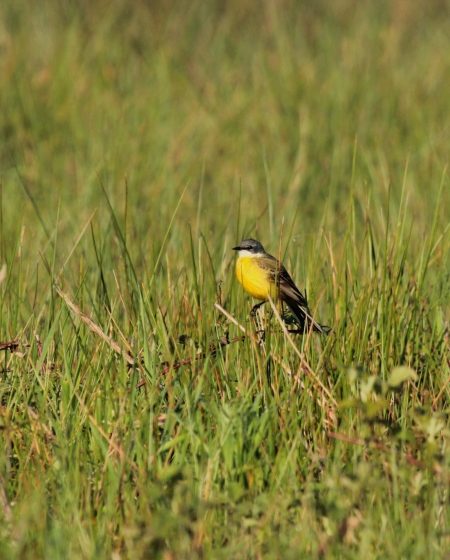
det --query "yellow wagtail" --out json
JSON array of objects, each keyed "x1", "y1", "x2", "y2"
[{"x1": 233, "y1": 238, "x2": 331, "y2": 334}]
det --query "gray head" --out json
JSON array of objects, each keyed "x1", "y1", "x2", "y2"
[{"x1": 232, "y1": 238, "x2": 266, "y2": 255}]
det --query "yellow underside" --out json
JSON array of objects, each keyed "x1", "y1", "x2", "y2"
[{"x1": 235, "y1": 256, "x2": 279, "y2": 301}]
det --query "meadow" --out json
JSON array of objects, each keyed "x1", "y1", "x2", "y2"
[{"x1": 0, "y1": 0, "x2": 449, "y2": 558}]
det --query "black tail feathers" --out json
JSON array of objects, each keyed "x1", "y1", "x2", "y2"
[{"x1": 285, "y1": 298, "x2": 331, "y2": 335}]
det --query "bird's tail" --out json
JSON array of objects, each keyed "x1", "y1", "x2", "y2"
[{"x1": 285, "y1": 298, "x2": 331, "y2": 335}]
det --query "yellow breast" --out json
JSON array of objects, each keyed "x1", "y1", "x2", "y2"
[{"x1": 235, "y1": 256, "x2": 278, "y2": 301}]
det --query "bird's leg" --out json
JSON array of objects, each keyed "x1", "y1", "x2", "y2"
[
  {"x1": 250, "y1": 301, "x2": 266, "y2": 338},
  {"x1": 250, "y1": 301, "x2": 266, "y2": 318}
]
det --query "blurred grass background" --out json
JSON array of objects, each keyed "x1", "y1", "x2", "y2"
[{"x1": 0, "y1": 0, "x2": 449, "y2": 558}]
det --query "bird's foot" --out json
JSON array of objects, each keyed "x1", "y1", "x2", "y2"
[{"x1": 256, "y1": 329, "x2": 266, "y2": 343}]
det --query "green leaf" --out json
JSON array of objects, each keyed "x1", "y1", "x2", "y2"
[{"x1": 388, "y1": 366, "x2": 418, "y2": 388}]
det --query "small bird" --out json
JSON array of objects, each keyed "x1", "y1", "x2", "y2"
[{"x1": 233, "y1": 238, "x2": 331, "y2": 334}]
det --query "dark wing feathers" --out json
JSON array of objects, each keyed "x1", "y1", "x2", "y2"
[
  {"x1": 257, "y1": 254, "x2": 308, "y2": 305},
  {"x1": 258, "y1": 254, "x2": 330, "y2": 334}
]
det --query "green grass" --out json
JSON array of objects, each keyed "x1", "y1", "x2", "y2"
[{"x1": 1, "y1": 0, "x2": 449, "y2": 558}]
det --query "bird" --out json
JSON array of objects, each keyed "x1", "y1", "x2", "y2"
[{"x1": 232, "y1": 238, "x2": 331, "y2": 334}]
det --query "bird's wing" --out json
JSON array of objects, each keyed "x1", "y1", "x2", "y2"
[
  {"x1": 258, "y1": 255, "x2": 309, "y2": 308},
  {"x1": 258, "y1": 254, "x2": 330, "y2": 334}
]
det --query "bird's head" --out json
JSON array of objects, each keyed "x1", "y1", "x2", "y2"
[{"x1": 232, "y1": 238, "x2": 266, "y2": 257}]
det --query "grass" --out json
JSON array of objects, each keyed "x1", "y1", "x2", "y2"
[{"x1": 0, "y1": 0, "x2": 449, "y2": 557}]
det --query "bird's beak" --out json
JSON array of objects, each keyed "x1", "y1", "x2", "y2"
[{"x1": 232, "y1": 246, "x2": 241, "y2": 251}]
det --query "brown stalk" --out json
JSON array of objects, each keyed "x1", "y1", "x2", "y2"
[
  {"x1": 55, "y1": 286, "x2": 135, "y2": 366},
  {"x1": 0, "y1": 340, "x2": 19, "y2": 352}
]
